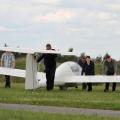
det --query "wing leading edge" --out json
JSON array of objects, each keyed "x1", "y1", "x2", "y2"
[
  {"x1": 65, "y1": 75, "x2": 120, "y2": 83},
  {"x1": 0, "y1": 47, "x2": 76, "y2": 56}
]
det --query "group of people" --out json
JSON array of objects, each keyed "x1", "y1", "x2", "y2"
[
  {"x1": 32, "y1": 47, "x2": 118, "y2": 92},
  {"x1": 0, "y1": 44, "x2": 117, "y2": 92},
  {"x1": 78, "y1": 55, "x2": 117, "y2": 92}
]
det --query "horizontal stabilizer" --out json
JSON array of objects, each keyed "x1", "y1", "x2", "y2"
[
  {"x1": 0, "y1": 67, "x2": 25, "y2": 78},
  {"x1": 0, "y1": 67, "x2": 45, "y2": 80}
]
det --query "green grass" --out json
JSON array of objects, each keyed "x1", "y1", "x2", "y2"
[
  {"x1": 0, "y1": 82, "x2": 120, "y2": 110},
  {"x1": 0, "y1": 109, "x2": 119, "y2": 120},
  {"x1": 15, "y1": 57, "x2": 26, "y2": 69}
]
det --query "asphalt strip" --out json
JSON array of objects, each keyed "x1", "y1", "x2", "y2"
[{"x1": 0, "y1": 103, "x2": 120, "y2": 117}]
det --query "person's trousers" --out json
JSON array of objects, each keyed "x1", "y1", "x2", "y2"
[
  {"x1": 87, "y1": 83, "x2": 92, "y2": 91},
  {"x1": 105, "y1": 83, "x2": 116, "y2": 91},
  {"x1": 105, "y1": 72, "x2": 116, "y2": 91},
  {"x1": 82, "y1": 83, "x2": 87, "y2": 90},
  {"x1": 46, "y1": 66, "x2": 56, "y2": 91},
  {"x1": 5, "y1": 75, "x2": 11, "y2": 88}
]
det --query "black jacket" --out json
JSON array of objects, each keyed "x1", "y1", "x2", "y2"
[
  {"x1": 37, "y1": 54, "x2": 57, "y2": 67},
  {"x1": 84, "y1": 61, "x2": 95, "y2": 75},
  {"x1": 78, "y1": 59, "x2": 86, "y2": 75}
]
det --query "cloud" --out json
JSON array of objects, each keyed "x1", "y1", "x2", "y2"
[
  {"x1": 0, "y1": 26, "x2": 14, "y2": 32},
  {"x1": 108, "y1": 3, "x2": 120, "y2": 12},
  {"x1": 30, "y1": 0, "x2": 61, "y2": 5},
  {"x1": 0, "y1": 0, "x2": 62, "y2": 25},
  {"x1": 93, "y1": 12, "x2": 112, "y2": 21},
  {"x1": 64, "y1": 27, "x2": 91, "y2": 33},
  {"x1": 0, "y1": 0, "x2": 61, "y2": 6},
  {"x1": 114, "y1": 30, "x2": 120, "y2": 36},
  {"x1": 77, "y1": 9, "x2": 112, "y2": 21},
  {"x1": 0, "y1": 0, "x2": 120, "y2": 59},
  {"x1": 33, "y1": 10, "x2": 76, "y2": 23},
  {"x1": 0, "y1": 1, "x2": 53, "y2": 15}
]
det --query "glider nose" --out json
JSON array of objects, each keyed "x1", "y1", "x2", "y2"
[{"x1": 55, "y1": 61, "x2": 82, "y2": 85}]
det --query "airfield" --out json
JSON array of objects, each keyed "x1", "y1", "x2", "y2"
[
  {"x1": 0, "y1": 83, "x2": 120, "y2": 119},
  {"x1": 0, "y1": 57, "x2": 120, "y2": 120}
]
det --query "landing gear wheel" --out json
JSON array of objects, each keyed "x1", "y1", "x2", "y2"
[{"x1": 59, "y1": 85, "x2": 68, "y2": 90}]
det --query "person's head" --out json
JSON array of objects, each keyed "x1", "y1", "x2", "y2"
[
  {"x1": 106, "y1": 55, "x2": 112, "y2": 62},
  {"x1": 46, "y1": 43, "x2": 52, "y2": 50},
  {"x1": 86, "y1": 56, "x2": 91, "y2": 63},
  {"x1": 81, "y1": 56, "x2": 86, "y2": 63},
  {"x1": 5, "y1": 51, "x2": 11, "y2": 54}
]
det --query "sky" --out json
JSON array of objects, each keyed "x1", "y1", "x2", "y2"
[{"x1": 0, "y1": 0, "x2": 120, "y2": 59}]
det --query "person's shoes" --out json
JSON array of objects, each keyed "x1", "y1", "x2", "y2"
[
  {"x1": 104, "y1": 89, "x2": 108, "y2": 92},
  {"x1": 82, "y1": 87, "x2": 87, "y2": 91},
  {"x1": 47, "y1": 88, "x2": 52, "y2": 91},
  {"x1": 112, "y1": 89, "x2": 115, "y2": 92},
  {"x1": 75, "y1": 86, "x2": 78, "y2": 88},
  {"x1": 82, "y1": 89, "x2": 86, "y2": 91},
  {"x1": 88, "y1": 89, "x2": 92, "y2": 92},
  {"x1": 5, "y1": 86, "x2": 11, "y2": 88}
]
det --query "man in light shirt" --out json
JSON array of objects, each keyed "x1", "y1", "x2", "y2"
[{"x1": 1, "y1": 51, "x2": 15, "y2": 88}]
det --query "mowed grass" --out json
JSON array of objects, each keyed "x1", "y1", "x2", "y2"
[
  {"x1": 0, "y1": 109, "x2": 120, "y2": 120},
  {"x1": 0, "y1": 82, "x2": 120, "y2": 110}
]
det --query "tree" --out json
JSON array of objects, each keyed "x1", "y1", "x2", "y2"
[
  {"x1": 103, "y1": 53, "x2": 110, "y2": 60},
  {"x1": 57, "y1": 48, "x2": 78, "y2": 63},
  {"x1": 68, "y1": 48, "x2": 73, "y2": 52},
  {"x1": 95, "y1": 56, "x2": 102, "y2": 63}
]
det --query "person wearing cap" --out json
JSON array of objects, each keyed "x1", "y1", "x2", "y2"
[
  {"x1": 37, "y1": 44, "x2": 57, "y2": 91},
  {"x1": 78, "y1": 56, "x2": 87, "y2": 90},
  {"x1": 103, "y1": 55, "x2": 117, "y2": 92},
  {"x1": 84, "y1": 56, "x2": 95, "y2": 91},
  {"x1": 1, "y1": 51, "x2": 15, "y2": 88}
]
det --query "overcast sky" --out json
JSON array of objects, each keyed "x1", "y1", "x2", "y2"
[{"x1": 0, "y1": 0, "x2": 120, "y2": 59}]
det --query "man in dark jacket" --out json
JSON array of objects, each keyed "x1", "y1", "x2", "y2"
[
  {"x1": 84, "y1": 56, "x2": 95, "y2": 91},
  {"x1": 78, "y1": 56, "x2": 87, "y2": 90},
  {"x1": 37, "y1": 44, "x2": 57, "y2": 91},
  {"x1": 103, "y1": 55, "x2": 117, "y2": 92}
]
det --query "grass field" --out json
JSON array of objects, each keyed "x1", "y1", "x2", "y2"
[
  {"x1": 0, "y1": 82, "x2": 120, "y2": 110},
  {"x1": 0, "y1": 57, "x2": 120, "y2": 120},
  {"x1": 1, "y1": 109, "x2": 120, "y2": 120},
  {"x1": 0, "y1": 109, "x2": 120, "y2": 120},
  {"x1": 0, "y1": 57, "x2": 120, "y2": 110}
]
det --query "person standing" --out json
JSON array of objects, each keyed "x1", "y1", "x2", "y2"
[
  {"x1": 84, "y1": 56, "x2": 95, "y2": 91},
  {"x1": 78, "y1": 56, "x2": 87, "y2": 90},
  {"x1": 37, "y1": 44, "x2": 57, "y2": 91},
  {"x1": 103, "y1": 55, "x2": 117, "y2": 92},
  {"x1": 1, "y1": 51, "x2": 15, "y2": 88}
]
